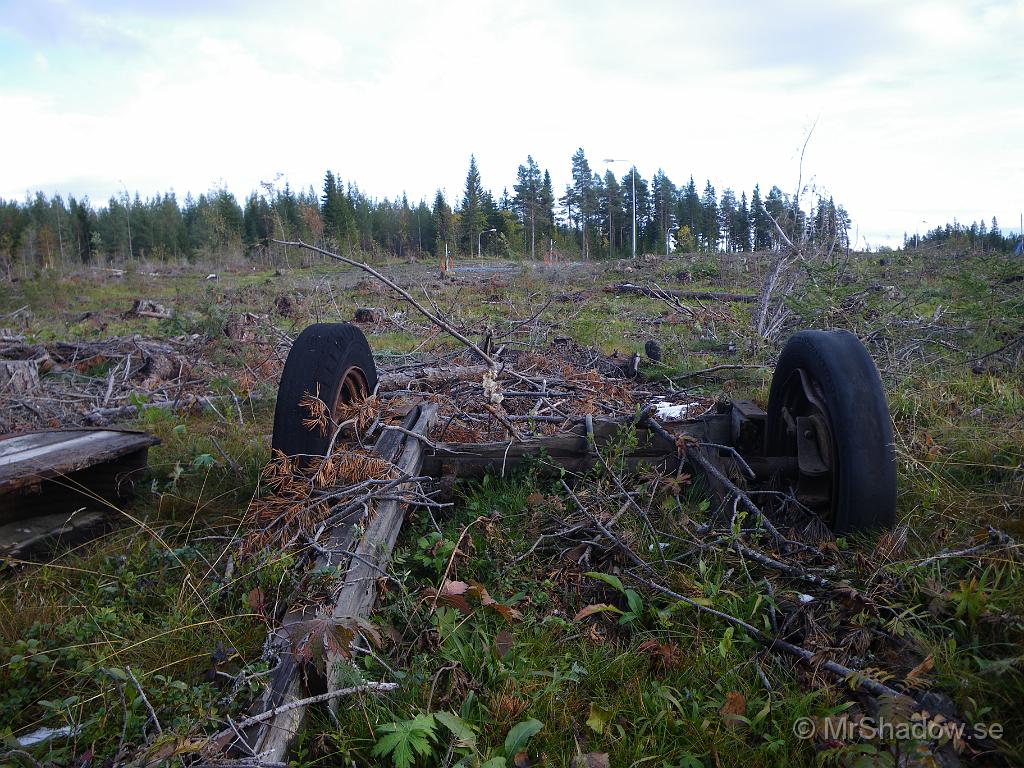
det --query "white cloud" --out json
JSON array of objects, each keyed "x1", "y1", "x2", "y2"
[{"x1": 0, "y1": 0, "x2": 1021, "y2": 246}]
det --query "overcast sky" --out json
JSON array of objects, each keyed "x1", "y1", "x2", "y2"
[{"x1": 1, "y1": 0, "x2": 1021, "y2": 248}]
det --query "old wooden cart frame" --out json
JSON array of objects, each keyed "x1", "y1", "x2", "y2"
[{"x1": 238, "y1": 395, "x2": 810, "y2": 762}]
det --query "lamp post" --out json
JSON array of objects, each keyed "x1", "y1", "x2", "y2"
[
  {"x1": 478, "y1": 227, "x2": 496, "y2": 257},
  {"x1": 603, "y1": 159, "x2": 636, "y2": 258},
  {"x1": 119, "y1": 180, "x2": 132, "y2": 261}
]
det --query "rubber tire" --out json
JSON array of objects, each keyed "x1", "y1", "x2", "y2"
[
  {"x1": 271, "y1": 323, "x2": 378, "y2": 459},
  {"x1": 766, "y1": 329, "x2": 896, "y2": 535}
]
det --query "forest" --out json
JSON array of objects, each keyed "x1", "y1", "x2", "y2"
[
  {"x1": 0, "y1": 148, "x2": 865, "y2": 273},
  {"x1": 6, "y1": 147, "x2": 1015, "y2": 278}
]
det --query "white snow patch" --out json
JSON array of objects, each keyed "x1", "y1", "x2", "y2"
[
  {"x1": 17, "y1": 726, "x2": 76, "y2": 747},
  {"x1": 650, "y1": 398, "x2": 701, "y2": 422}
]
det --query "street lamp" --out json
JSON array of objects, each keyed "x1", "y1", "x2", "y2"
[
  {"x1": 119, "y1": 179, "x2": 133, "y2": 260},
  {"x1": 478, "y1": 227, "x2": 496, "y2": 257},
  {"x1": 603, "y1": 158, "x2": 636, "y2": 258}
]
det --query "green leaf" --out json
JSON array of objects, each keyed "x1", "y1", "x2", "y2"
[
  {"x1": 625, "y1": 589, "x2": 643, "y2": 615},
  {"x1": 192, "y1": 453, "x2": 215, "y2": 470},
  {"x1": 584, "y1": 571, "x2": 624, "y2": 593},
  {"x1": 373, "y1": 714, "x2": 437, "y2": 768},
  {"x1": 719, "y1": 626, "x2": 734, "y2": 658},
  {"x1": 480, "y1": 759, "x2": 507, "y2": 768},
  {"x1": 585, "y1": 702, "x2": 613, "y2": 734},
  {"x1": 504, "y1": 718, "x2": 543, "y2": 756},
  {"x1": 434, "y1": 710, "x2": 477, "y2": 749}
]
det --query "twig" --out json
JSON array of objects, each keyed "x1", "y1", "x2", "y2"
[
  {"x1": 676, "y1": 364, "x2": 767, "y2": 380},
  {"x1": 214, "y1": 682, "x2": 397, "y2": 737},
  {"x1": 126, "y1": 665, "x2": 162, "y2": 734},
  {"x1": 916, "y1": 527, "x2": 1016, "y2": 568},
  {"x1": 273, "y1": 240, "x2": 495, "y2": 366},
  {"x1": 627, "y1": 572, "x2": 909, "y2": 701}
]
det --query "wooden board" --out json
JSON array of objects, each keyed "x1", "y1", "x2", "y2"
[
  {"x1": 240, "y1": 403, "x2": 440, "y2": 762},
  {"x1": 0, "y1": 428, "x2": 159, "y2": 523}
]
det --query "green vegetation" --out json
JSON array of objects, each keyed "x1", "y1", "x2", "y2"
[{"x1": 0, "y1": 243, "x2": 1021, "y2": 766}]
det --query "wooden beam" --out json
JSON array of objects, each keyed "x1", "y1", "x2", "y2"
[
  {"x1": 241, "y1": 403, "x2": 438, "y2": 763},
  {"x1": 421, "y1": 414, "x2": 732, "y2": 478}
]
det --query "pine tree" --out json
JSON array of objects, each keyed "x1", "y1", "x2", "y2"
[
  {"x1": 599, "y1": 170, "x2": 623, "y2": 257},
  {"x1": 569, "y1": 148, "x2": 597, "y2": 258},
  {"x1": 719, "y1": 188, "x2": 736, "y2": 251}
]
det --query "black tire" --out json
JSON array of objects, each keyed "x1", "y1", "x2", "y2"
[
  {"x1": 766, "y1": 329, "x2": 896, "y2": 534},
  {"x1": 272, "y1": 323, "x2": 378, "y2": 459}
]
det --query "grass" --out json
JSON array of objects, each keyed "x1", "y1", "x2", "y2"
[{"x1": 0, "y1": 246, "x2": 1022, "y2": 766}]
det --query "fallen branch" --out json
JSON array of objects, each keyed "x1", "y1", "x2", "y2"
[
  {"x1": 217, "y1": 682, "x2": 396, "y2": 736},
  {"x1": 628, "y1": 572, "x2": 908, "y2": 701},
  {"x1": 273, "y1": 240, "x2": 495, "y2": 367},
  {"x1": 676, "y1": 363, "x2": 768, "y2": 379},
  {"x1": 608, "y1": 283, "x2": 758, "y2": 303}
]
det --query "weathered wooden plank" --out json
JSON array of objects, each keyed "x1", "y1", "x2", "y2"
[
  {"x1": 0, "y1": 510, "x2": 107, "y2": 559},
  {"x1": 377, "y1": 364, "x2": 490, "y2": 391},
  {"x1": 0, "y1": 431, "x2": 70, "y2": 461},
  {"x1": 243, "y1": 403, "x2": 439, "y2": 763},
  {"x1": 420, "y1": 415, "x2": 730, "y2": 478},
  {"x1": 0, "y1": 429, "x2": 158, "y2": 523},
  {"x1": 0, "y1": 429, "x2": 159, "y2": 487}
]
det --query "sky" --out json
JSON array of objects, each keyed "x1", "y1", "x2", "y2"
[{"x1": 0, "y1": 0, "x2": 1022, "y2": 249}]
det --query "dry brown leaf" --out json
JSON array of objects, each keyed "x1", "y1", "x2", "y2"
[
  {"x1": 494, "y1": 629, "x2": 514, "y2": 658},
  {"x1": 720, "y1": 690, "x2": 747, "y2": 724},
  {"x1": 905, "y1": 655, "x2": 935, "y2": 686},
  {"x1": 574, "y1": 603, "x2": 622, "y2": 621}
]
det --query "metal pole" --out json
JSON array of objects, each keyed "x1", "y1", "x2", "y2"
[
  {"x1": 631, "y1": 168, "x2": 637, "y2": 258},
  {"x1": 478, "y1": 228, "x2": 495, "y2": 257}
]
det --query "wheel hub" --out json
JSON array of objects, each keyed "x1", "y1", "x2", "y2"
[
  {"x1": 332, "y1": 365, "x2": 370, "y2": 419},
  {"x1": 778, "y1": 369, "x2": 837, "y2": 522}
]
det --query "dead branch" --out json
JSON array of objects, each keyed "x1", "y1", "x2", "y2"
[{"x1": 272, "y1": 240, "x2": 495, "y2": 367}]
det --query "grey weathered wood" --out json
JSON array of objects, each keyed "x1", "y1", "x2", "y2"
[
  {"x1": 420, "y1": 414, "x2": 730, "y2": 478},
  {"x1": 0, "y1": 429, "x2": 158, "y2": 522},
  {"x1": 0, "y1": 510, "x2": 106, "y2": 559},
  {"x1": 0, "y1": 359, "x2": 40, "y2": 394},
  {"x1": 244, "y1": 403, "x2": 438, "y2": 763},
  {"x1": 377, "y1": 364, "x2": 490, "y2": 391}
]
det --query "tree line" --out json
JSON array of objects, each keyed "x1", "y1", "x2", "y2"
[
  {"x1": 905, "y1": 217, "x2": 1023, "y2": 254},
  {"x1": 0, "y1": 148, "x2": 856, "y2": 274}
]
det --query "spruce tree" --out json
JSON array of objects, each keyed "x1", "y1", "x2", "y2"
[
  {"x1": 459, "y1": 155, "x2": 487, "y2": 255},
  {"x1": 513, "y1": 155, "x2": 542, "y2": 258},
  {"x1": 700, "y1": 181, "x2": 718, "y2": 251},
  {"x1": 652, "y1": 170, "x2": 676, "y2": 254},
  {"x1": 432, "y1": 190, "x2": 454, "y2": 257}
]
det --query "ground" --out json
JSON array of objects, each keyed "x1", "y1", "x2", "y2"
[{"x1": 0, "y1": 247, "x2": 1021, "y2": 767}]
